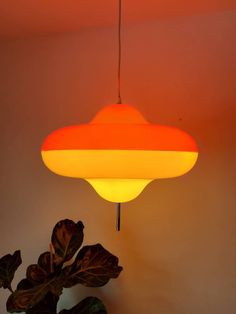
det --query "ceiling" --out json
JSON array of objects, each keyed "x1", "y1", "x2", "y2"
[{"x1": 0, "y1": 0, "x2": 236, "y2": 39}]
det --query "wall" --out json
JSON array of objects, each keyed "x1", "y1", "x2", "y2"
[{"x1": 0, "y1": 10, "x2": 236, "y2": 314}]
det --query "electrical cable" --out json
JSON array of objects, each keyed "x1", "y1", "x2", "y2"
[{"x1": 117, "y1": 0, "x2": 122, "y2": 104}]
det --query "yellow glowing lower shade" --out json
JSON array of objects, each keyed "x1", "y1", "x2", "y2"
[
  {"x1": 86, "y1": 179, "x2": 152, "y2": 202},
  {"x1": 42, "y1": 150, "x2": 198, "y2": 202}
]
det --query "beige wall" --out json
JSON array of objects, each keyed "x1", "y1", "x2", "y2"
[{"x1": 0, "y1": 10, "x2": 236, "y2": 314}]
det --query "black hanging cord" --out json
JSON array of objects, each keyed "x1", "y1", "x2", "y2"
[
  {"x1": 117, "y1": 0, "x2": 122, "y2": 104},
  {"x1": 116, "y1": 203, "x2": 121, "y2": 231}
]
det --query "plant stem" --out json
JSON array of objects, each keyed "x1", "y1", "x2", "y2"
[{"x1": 50, "y1": 243, "x2": 54, "y2": 273}]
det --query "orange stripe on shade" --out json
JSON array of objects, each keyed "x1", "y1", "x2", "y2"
[{"x1": 42, "y1": 124, "x2": 198, "y2": 152}]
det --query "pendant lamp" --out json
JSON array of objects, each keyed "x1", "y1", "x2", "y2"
[{"x1": 41, "y1": 0, "x2": 198, "y2": 230}]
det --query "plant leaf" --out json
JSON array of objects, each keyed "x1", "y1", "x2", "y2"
[
  {"x1": 63, "y1": 244, "x2": 123, "y2": 288},
  {"x1": 38, "y1": 252, "x2": 51, "y2": 275},
  {"x1": 26, "y1": 292, "x2": 59, "y2": 314},
  {"x1": 26, "y1": 264, "x2": 47, "y2": 284},
  {"x1": 6, "y1": 277, "x2": 64, "y2": 313},
  {"x1": 59, "y1": 296, "x2": 107, "y2": 314},
  {"x1": 51, "y1": 219, "x2": 84, "y2": 265},
  {"x1": 7, "y1": 285, "x2": 50, "y2": 313},
  {"x1": 17, "y1": 278, "x2": 34, "y2": 290},
  {"x1": 0, "y1": 250, "x2": 22, "y2": 290}
]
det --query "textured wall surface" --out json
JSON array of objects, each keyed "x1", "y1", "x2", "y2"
[{"x1": 0, "y1": 10, "x2": 236, "y2": 314}]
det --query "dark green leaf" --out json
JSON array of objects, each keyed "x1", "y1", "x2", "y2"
[
  {"x1": 51, "y1": 219, "x2": 84, "y2": 265},
  {"x1": 0, "y1": 250, "x2": 22, "y2": 291},
  {"x1": 59, "y1": 296, "x2": 107, "y2": 314},
  {"x1": 7, "y1": 277, "x2": 64, "y2": 313},
  {"x1": 63, "y1": 244, "x2": 123, "y2": 288},
  {"x1": 17, "y1": 278, "x2": 34, "y2": 290},
  {"x1": 38, "y1": 252, "x2": 51, "y2": 275},
  {"x1": 26, "y1": 264, "x2": 47, "y2": 284},
  {"x1": 7, "y1": 285, "x2": 49, "y2": 313},
  {"x1": 26, "y1": 292, "x2": 59, "y2": 314}
]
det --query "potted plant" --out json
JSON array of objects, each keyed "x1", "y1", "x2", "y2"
[{"x1": 0, "y1": 219, "x2": 123, "y2": 313}]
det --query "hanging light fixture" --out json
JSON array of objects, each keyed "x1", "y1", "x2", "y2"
[{"x1": 41, "y1": 0, "x2": 198, "y2": 230}]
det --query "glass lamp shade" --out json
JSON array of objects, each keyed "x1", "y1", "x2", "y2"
[{"x1": 41, "y1": 104, "x2": 198, "y2": 202}]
